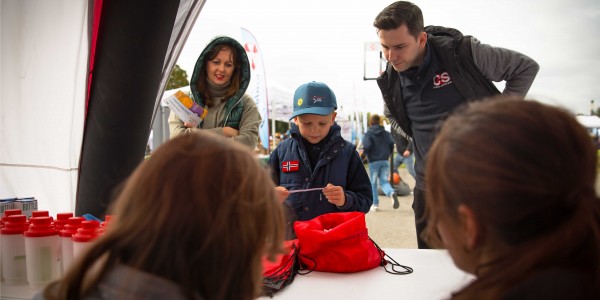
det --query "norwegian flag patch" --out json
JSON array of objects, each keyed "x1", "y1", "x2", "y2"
[{"x1": 282, "y1": 160, "x2": 299, "y2": 172}]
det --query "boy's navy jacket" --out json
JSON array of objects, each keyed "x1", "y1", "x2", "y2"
[{"x1": 269, "y1": 123, "x2": 372, "y2": 222}]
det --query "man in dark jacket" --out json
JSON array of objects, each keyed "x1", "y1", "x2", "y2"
[
  {"x1": 374, "y1": 1, "x2": 539, "y2": 248},
  {"x1": 362, "y1": 114, "x2": 398, "y2": 211}
]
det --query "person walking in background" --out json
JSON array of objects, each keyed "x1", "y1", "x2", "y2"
[
  {"x1": 362, "y1": 114, "x2": 398, "y2": 212},
  {"x1": 424, "y1": 98, "x2": 600, "y2": 299},
  {"x1": 169, "y1": 35, "x2": 261, "y2": 150},
  {"x1": 391, "y1": 129, "x2": 416, "y2": 181},
  {"x1": 373, "y1": 1, "x2": 539, "y2": 248},
  {"x1": 35, "y1": 131, "x2": 285, "y2": 300},
  {"x1": 269, "y1": 81, "x2": 372, "y2": 237}
]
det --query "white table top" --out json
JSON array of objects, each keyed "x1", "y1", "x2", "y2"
[
  {"x1": 260, "y1": 249, "x2": 473, "y2": 300},
  {"x1": 1, "y1": 249, "x2": 473, "y2": 300}
]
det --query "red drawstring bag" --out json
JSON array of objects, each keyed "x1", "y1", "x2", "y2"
[
  {"x1": 262, "y1": 239, "x2": 301, "y2": 296},
  {"x1": 293, "y1": 212, "x2": 384, "y2": 273}
]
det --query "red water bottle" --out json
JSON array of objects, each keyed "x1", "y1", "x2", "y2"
[
  {"x1": 24, "y1": 216, "x2": 60, "y2": 289},
  {"x1": 72, "y1": 220, "x2": 101, "y2": 259},
  {"x1": 54, "y1": 212, "x2": 73, "y2": 232},
  {"x1": 59, "y1": 216, "x2": 83, "y2": 275},
  {"x1": 1, "y1": 215, "x2": 29, "y2": 285}
]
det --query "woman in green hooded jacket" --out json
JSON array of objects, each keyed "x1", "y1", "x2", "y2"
[{"x1": 169, "y1": 36, "x2": 261, "y2": 150}]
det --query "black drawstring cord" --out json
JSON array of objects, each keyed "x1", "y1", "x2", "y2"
[{"x1": 370, "y1": 237, "x2": 414, "y2": 275}]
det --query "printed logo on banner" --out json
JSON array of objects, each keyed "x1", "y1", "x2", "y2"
[{"x1": 282, "y1": 160, "x2": 299, "y2": 172}]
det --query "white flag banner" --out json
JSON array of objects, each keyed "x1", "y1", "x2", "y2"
[{"x1": 240, "y1": 27, "x2": 270, "y2": 151}]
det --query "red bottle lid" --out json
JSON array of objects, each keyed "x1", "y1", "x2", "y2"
[
  {"x1": 72, "y1": 220, "x2": 101, "y2": 242},
  {"x1": 24, "y1": 216, "x2": 58, "y2": 237},
  {"x1": 101, "y1": 215, "x2": 112, "y2": 228},
  {"x1": 54, "y1": 212, "x2": 74, "y2": 231},
  {"x1": 59, "y1": 217, "x2": 86, "y2": 237},
  {"x1": 31, "y1": 210, "x2": 50, "y2": 218},
  {"x1": 3, "y1": 209, "x2": 22, "y2": 217},
  {"x1": 1, "y1": 214, "x2": 28, "y2": 234}
]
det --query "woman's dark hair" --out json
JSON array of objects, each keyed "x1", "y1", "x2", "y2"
[{"x1": 197, "y1": 43, "x2": 242, "y2": 106}]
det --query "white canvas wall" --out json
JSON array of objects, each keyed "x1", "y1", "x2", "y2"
[{"x1": 1, "y1": 0, "x2": 88, "y2": 214}]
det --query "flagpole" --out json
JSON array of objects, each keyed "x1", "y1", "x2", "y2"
[{"x1": 271, "y1": 101, "x2": 276, "y2": 152}]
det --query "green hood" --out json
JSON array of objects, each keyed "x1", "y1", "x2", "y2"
[{"x1": 189, "y1": 36, "x2": 251, "y2": 106}]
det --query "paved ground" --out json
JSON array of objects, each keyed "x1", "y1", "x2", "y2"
[
  {"x1": 368, "y1": 167, "x2": 600, "y2": 249},
  {"x1": 365, "y1": 168, "x2": 418, "y2": 249}
]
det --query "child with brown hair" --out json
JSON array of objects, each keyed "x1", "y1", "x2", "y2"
[
  {"x1": 425, "y1": 98, "x2": 600, "y2": 299},
  {"x1": 35, "y1": 131, "x2": 285, "y2": 300}
]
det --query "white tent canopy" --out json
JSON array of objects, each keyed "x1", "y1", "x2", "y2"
[
  {"x1": 1, "y1": 0, "x2": 88, "y2": 213},
  {"x1": 576, "y1": 115, "x2": 600, "y2": 129},
  {"x1": 1, "y1": 0, "x2": 205, "y2": 216}
]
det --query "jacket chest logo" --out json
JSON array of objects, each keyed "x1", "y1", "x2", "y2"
[
  {"x1": 282, "y1": 160, "x2": 299, "y2": 172},
  {"x1": 433, "y1": 71, "x2": 452, "y2": 89}
]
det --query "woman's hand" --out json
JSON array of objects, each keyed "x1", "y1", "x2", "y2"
[
  {"x1": 184, "y1": 121, "x2": 198, "y2": 128},
  {"x1": 223, "y1": 126, "x2": 239, "y2": 137}
]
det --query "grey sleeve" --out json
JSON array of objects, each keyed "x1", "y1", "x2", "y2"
[
  {"x1": 383, "y1": 104, "x2": 400, "y2": 132},
  {"x1": 232, "y1": 96, "x2": 261, "y2": 150},
  {"x1": 168, "y1": 110, "x2": 195, "y2": 138},
  {"x1": 384, "y1": 103, "x2": 412, "y2": 142},
  {"x1": 471, "y1": 37, "x2": 540, "y2": 97}
]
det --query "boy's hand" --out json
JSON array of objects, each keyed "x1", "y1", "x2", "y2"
[
  {"x1": 323, "y1": 183, "x2": 345, "y2": 207},
  {"x1": 274, "y1": 186, "x2": 289, "y2": 203}
]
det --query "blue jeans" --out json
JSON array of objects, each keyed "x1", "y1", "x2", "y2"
[
  {"x1": 368, "y1": 160, "x2": 395, "y2": 205},
  {"x1": 393, "y1": 153, "x2": 416, "y2": 180}
]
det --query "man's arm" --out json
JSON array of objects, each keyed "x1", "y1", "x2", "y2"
[
  {"x1": 471, "y1": 37, "x2": 540, "y2": 96},
  {"x1": 391, "y1": 129, "x2": 409, "y2": 151}
]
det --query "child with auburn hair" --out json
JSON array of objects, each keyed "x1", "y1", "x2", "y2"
[
  {"x1": 35, "y1": 131, "x2": 285, "y2": 300},
  {"x1": 425, "y1": 98, "x2": 600, "y2": 299}
]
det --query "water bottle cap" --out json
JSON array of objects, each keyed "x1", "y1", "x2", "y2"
[
  {"x1": 101, "y1": 215, "x2": 113, "y2": 227},
  {"x1": 3, "y1": 209, "x2": 22, "y2": 217},
  {"x1": 31, "y1": 210, "x2": 50, "y2": 218},
  {"x1": 56, "y1": 212, "x2": 74, "y2": 220},
  {"x1": 1, "y1": 214, "x2": 28, "y2": 234},
  {"x1": 24, "y1": 216, "x2": 58, "y2": 237},
  {"x1": 71, "y1": 220, "x2": 101, "y2": 242},
  {"x1": 59, "y1": 217, "x2": 86, "y2": 237}
]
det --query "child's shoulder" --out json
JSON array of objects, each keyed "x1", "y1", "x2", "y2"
[
  {"x1": 272, "y1": 137, "x2": 300, "y2": 152},
  {"x1": 338, "y1": 137, "x2": 357, "y2": 149}
]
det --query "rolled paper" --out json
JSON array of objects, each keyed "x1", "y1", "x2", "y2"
[{"x1": 174, "y1": 90, "x2": 208, "y2": 119}]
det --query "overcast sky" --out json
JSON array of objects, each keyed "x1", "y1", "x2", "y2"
[{"x1": 176, "y1": 0, "x2": 600, "y2": 117}]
